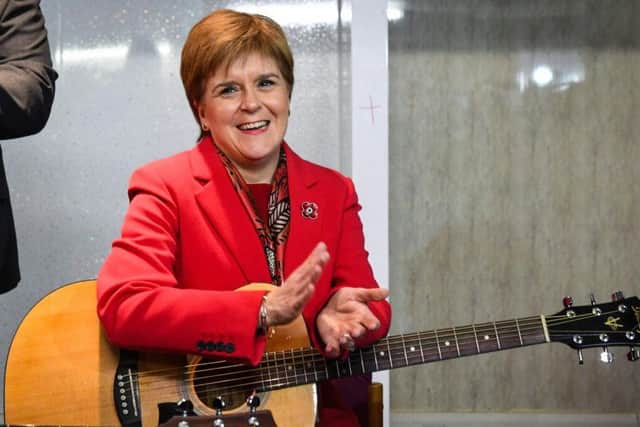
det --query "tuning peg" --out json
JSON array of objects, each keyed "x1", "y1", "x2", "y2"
[
  {"x1": 247, "y1": 394, "x2": 261, "y2": 412},
  {"x1": 612, "y1": 291, "x2": 625, "y2": 302},
  {"x1": 599, "y1": 347, "x2": 614, "y2": 364},
  {"x1": 213, "y1": 396, "x2": 226, "y2": 415},
  {"x1": 563, "y1": 296, "x2": 573, "y2": 308},
  {"x1": 577, "y1": 349, "x2": 584, "y2": 365},
  {"x1": 627, "y1": 347, "x2": 640, "y2": 362},
  {"x1": 246, "y1": 393, "x2": 261, "y2": 426},
  {"x1": 176, "y1": 399, "x2": 194, "y2": 417},
  {"x1": 213, "y1": 396, "x2": 226, "y2": 427}
]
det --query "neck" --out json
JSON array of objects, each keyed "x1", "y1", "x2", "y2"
[{"x1": 239, "y1": 165, "x2": 275, "y2": 184}]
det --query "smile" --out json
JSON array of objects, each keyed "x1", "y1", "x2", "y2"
[{"x1": 237, "y1": 120, "x2": 269, "y2": 131}]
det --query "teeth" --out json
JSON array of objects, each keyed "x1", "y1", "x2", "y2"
[{"x1": 238, "y1": 120, "x2": 268, "y2": 130}]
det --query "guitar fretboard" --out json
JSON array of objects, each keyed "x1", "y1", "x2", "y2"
[{"x1": 257, "y1": 316, "x2": 547, "y2": 391}]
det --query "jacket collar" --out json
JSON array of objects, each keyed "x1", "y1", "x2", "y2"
[{"x1": 189, "y1": 136, "x2": 324, "y2": 283}]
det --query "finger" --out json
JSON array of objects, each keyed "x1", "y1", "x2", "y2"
[
  {"x1": 348, "y1": 324, "x2": 367, "y2": 340},
  {"x1": 324, "y1": 338, "x2": 341, "y2": 358},
  {"x1": 354, "y1": 308, "x2": 381, "y2": 331},
  {"x1": 341, "y1": 334, "x2": 355, "y2": 352},
  {"x1": 287, "y1": 242, "x2": 329, "y2": 287},
  {"x1": 353, "y1": 287, "x2": 388, "y2": 303}
]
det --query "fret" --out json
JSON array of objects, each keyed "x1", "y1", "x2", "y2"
[
  {"x1": 311, "y1": 349, "x2": 319, "y2": 382},
  {"x1": 287, "y1": 349, "x2": 295, "y2": 386},
  {"x1": 300, "y1": 348, "x2": 309, "y2": 385},
  {"x1": 437, "y1": 329, "x2": 459, "y2": 359},
  {"x1": 388, "y1": 336, "x2": 407, "y2": 368},
  {"x1": 521, "y1": 316, "x2": 546, "y2": 345},
  {"x1": 331, "y1": 358, "x2": 350, "y2": 378},
  {"x1": 291, "y1": 348, "x2": 303, "y2": 386},
  {"x1": 322, "y1": 358, "x2": 329, "y2": 382},
  {"x1": 372, "y1": 342, "x2": 392, "y2": 370},
  {"x1": 456, "y1": 328, "x2": 479, "y2": 357},
  {"x1": 417, "y1": 331, "x2": 426, "y2": 363},
  {"x1": 360, "y1": 345, "x2": 378, "y2": 373},
  {"x1": 259, "y1": 351, "x2": 267, "y2": 391},
  {"x1": 400, "y1": 334, "x2": 409, "y2": 366},
  {"x1": 452, "y1": 326, "x2": 461, "y2": 357},
  {"x1": 263, "y1": 351, "x2": 273, "y2": 390},
  {"x1": 281, "y1": 350, "x2": 290, "y2": 385},
  {"x1": 493, "y1": 322, "x2": 502, "y2": 349},
  {"x1": 359, "y1": 348, "x2": 366, "y2": 373},
  {"x1": 346, "y1": 353, "x2": 353, "y2": 375},
  {"x1": 385, "y1": 338, "x2": 394, "y2": 368},
  {"x1": 475, "y1": 322, "x2": 500, "y2": 353},
  {"x1": 472, "y1": 324, "x2": 480, "y2": 353},
  {"x1": 419, "y1": 331, "x2": 440, "y2": 363},
  {"x1": 433, "y1": 329, "x2": 443, "y2": 360},
  {"x1": 274, "y1": 350, "x2": 283, "y2": 388},
  {"x1": 403, "y1": 334, "x2": 421, "y2": 365},
  {"x1": 515, "y1": 318, "x2": 524, "y2": 346},
  {"x1": 371, "y1": 343, "x2": 380, "y2": 371},
  {"x1": 500, "y1": 322, "x2": 520, "y2": 349},
  {"x1": 347, "y1": 351, "x2": 365, "y2": 376}
]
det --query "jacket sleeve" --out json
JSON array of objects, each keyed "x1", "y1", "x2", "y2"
[
  {"x1": 0, "y1": 0, "x2": 57, "y2": 139},
  {"x1": 97, "y1": 165, "x2": 268, "y2": 366},
  {"x1": 303, "y1": 176, "x2": 391, "y2": 352}
]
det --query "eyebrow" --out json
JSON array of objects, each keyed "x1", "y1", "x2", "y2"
[{"x1": 212, "y1": 73, "x2": 282, "y2": 92}]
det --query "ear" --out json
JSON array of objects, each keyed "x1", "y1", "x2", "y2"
[{"x1": 193, "y1": 100, "x2": 208, "y2": 128}]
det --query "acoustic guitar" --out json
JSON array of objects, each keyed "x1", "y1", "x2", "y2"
[{"x1": 5, "y1": 280, "x2": 639, "y2": 427}]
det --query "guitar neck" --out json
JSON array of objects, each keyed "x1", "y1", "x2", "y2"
[{"x1": 260, "y1": 315, "x2": 548, "y2": 391}]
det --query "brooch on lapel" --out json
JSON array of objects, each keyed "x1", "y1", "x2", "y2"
[{"x1": 301, "y1": 201, "x2": 319, "y2": 220}]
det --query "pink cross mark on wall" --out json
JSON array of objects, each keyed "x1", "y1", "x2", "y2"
[{"x1": 359, "y1": 95, "x2": 381, "y2": 125}]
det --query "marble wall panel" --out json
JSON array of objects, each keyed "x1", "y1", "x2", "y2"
[{"x1": 389, "y1": 0, "x2": 640, "y2": 413}]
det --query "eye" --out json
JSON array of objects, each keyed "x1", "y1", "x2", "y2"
[
  {"x1": 218, "y1": 84, "x2": 238, "y2": 96},
  {"x1": 258, "y1": 78, "x2": 275, "y2": 88}
]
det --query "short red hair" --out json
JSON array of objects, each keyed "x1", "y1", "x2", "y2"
[{"x1": 180, "y1": 9, "x2": 294, "y2": 135}]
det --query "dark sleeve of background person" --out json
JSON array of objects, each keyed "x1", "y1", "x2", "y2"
[
  {"x1": 0, "y1": 0, "x2": 57, "y2": 293},
  {"x1": 0, "y1": 0, "x2": 57, "y2": 138}
]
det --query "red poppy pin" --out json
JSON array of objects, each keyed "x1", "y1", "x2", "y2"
[{"x1": 301, "y1": 201, "x2": 319, "y2": 220}]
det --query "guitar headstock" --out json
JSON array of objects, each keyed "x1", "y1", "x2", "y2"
[{"x1": 547, "y1": 292, "x2": 640, "y2": 363}]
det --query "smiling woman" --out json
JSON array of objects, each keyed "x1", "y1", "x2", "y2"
[
  {"x1": 195, "y1": 53, "x2": 290, "y2": 183},
  {"x1": 96, "y1": 8, "x2": 391, "y2": 427}
]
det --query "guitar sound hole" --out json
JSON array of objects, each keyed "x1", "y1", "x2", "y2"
[{"x1": 193, "y1": 358, "x2": 262, "y2": 411}]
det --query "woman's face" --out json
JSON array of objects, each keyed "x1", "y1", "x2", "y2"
[{"x1": 196, "y1": 52, "x2": 290, "y2": 183}]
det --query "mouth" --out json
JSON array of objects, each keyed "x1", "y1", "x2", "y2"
[{"x1": 237, "y1": 120, "x2": 269, "y2": 131}]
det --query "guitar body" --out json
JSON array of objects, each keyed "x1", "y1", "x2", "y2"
[
  {"x1": 8, "y1": 280, "x2": 637, "y2": 427},
  {"x1": 4, "y1": 281, "x2": 316, "y2": 427}
]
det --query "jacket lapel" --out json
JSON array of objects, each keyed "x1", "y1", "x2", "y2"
[
  {"x1": 283, "y1": 144, "x2": 324, "y2": 279},
  {"x1": 190, "y1": 137, "x2": 271, "y2": 283}
]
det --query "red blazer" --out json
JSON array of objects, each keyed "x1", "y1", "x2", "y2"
[{"x1": 97, "y1": 136, "x2": 391, "y2": 365}]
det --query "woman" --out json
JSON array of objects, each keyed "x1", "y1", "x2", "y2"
[{"x1": 97, "y1": 9, "x2": 391, "y2": 426}]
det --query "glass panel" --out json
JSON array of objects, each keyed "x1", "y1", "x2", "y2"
[
  {"x1": 389, "y1": 0, "x2": 640, "y2": 414},
  {"x1": 0, "y1": 0, "x2": 350, "y2": 418}
]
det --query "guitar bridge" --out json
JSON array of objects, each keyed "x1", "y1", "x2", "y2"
[{"x1": 114, "y1": 349, "x2": 142, "y2": 427}]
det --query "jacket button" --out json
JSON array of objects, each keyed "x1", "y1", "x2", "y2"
[
  {"x1": 197, "y1": 340, "x2": 206, "y2": 351},
  {"x1": 206, "y1": 341, "x2": 215, "y2": 351},
  {"x1": 225, "y1": 343, "x2": 235, "y2": 353}
]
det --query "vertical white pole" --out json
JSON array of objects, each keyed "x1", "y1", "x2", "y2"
[{"x1": 351, "y1": 0, "x2": 389, "y2": 425}]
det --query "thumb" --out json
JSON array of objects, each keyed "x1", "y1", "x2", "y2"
[{"x1": 355, "y1": 287, "x2": 388, "y2": 303}]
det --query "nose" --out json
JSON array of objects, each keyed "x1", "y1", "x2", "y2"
[{"x1": 240, "y1": 87, "x2": 260, "y2": 112}]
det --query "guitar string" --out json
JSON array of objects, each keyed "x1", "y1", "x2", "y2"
[
  {"x1": 116, "y1": 310, "x2": 624, "y2": 395},
  {"x1": 115, "y1": 310, "x2": 632, "y2": 398},
  {"x1": 124, "y1": 309, "x2": 614, "y2": 383},
  {"x1": 118, "y1": 315, "x2": 548, "y2": 383},
  {"x1": 18, "y1": 310, "x2": 634, "y2": 406},
  {"x1": 146, "y1": 328, "x2": 632, "y2": 398},
  {"x1": 12, "y1": 323, "x2": 629, "y2": 419}
]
